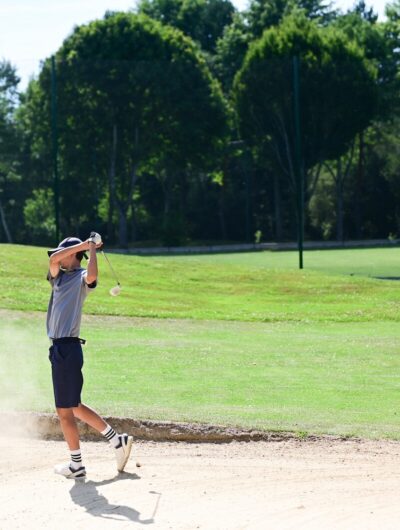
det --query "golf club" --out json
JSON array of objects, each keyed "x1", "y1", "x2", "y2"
[{"x1": 101, "y1": 250, "x2": 121, "y2": 296}]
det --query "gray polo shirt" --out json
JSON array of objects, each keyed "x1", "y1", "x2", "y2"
[{"x1": 47, "y1": 267, "x2": 96, "y2": 339}]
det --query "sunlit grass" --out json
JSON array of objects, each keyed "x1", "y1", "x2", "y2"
[
  {"x1": 1, "y1": 310, "x2": 400, "y2": 440},
  {"x1": 1, "y1": 244, "x2": 400, "y2": 323},
  {"x1": 1, "y1": 244, "x2": 400, "y2": 439}
]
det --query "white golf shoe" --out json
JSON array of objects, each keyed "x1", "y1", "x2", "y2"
[
  {"x1": 114, "y1": 433, "x2": 133, "y2": 472},
  {"x1": 54, "y1": 462, "x2": 86, "y2": 479}
]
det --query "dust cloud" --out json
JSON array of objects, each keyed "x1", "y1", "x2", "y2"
[{"x1": 0, "y1": 314, "x2": 50, "y2": 437}]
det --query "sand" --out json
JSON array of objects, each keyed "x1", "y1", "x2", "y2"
[{"x1": 1, "y1": 436, "x2": 400, "y2": 529}]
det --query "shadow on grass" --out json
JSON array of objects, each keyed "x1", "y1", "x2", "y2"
[{"x1": 69, "y1": 471, "x2": 160, "y2": 525}]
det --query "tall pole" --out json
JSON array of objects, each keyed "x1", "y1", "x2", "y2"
[
  {"x1": 293, "y1": 55, "x2": 304, "y2": 269},
  {"x1": 51, "y1": 56, "x2": 60, "y2": 242}
]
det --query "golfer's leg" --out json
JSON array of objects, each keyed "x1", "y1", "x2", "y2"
[
  {"x1": 56, "y1": 407, "x2": 80, "y2": 450},
  {"x1": 72, "y1": 403, "x2": 107, "y2": 432}
]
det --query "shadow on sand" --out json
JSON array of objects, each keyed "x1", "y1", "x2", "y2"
[{"x1": 69, "y1": 472, "x2": 161, "y2": 525}]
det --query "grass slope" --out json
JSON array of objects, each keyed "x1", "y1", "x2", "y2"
[
  {"x1": 1, "y1": 244, "x2": 400, "y2": 322},
  {"x1": 1, "y1": 244, "x2": 399, "y2": 439}
]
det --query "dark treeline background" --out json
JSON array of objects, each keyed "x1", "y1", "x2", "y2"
[{"x1": 1, "y1": 0, "x2": 400, "y2": 247}]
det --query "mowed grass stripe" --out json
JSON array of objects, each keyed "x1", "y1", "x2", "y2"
[
  {"x1": 174, "y1": 246, "x2": 400, "y2": 278},
  {"x1": 1, "y1": 244, "x2": 400, "y2": 322},
  {"x1": 1, "y1": 311, "x2": 399, "y2": 439}
]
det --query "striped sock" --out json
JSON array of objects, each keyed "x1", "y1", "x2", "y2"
[
  {"x1": 70, "y1": 449, "x2": 83, "y2": 470},
  {"x1": 101, "y1": 425, "x2": 120, "y2": 447}
]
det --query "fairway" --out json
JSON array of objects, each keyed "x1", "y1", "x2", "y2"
[
  {"x1": 1, "y1": 310, "x2": 400, "y2": 439},
  {"x1": 2, "y1": 245, "x2": 400, "y2": 323},
  {"x1": 1, "y1": 244, "x2": 400, "y2": 440},
  {"x1": 167, "y1": 245, "x2": 400, "y2": 278}
]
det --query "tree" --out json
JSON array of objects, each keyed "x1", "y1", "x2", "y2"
[
  {"x1": 327, "y1": 6, "x2": 389, "y2": 239},
  {"x1": 214, "y1": 13, "x2": 250, "y2": 94},
  {"x1": 234, "y1": 13, "x2": 378, "y2": 236},
  {"x1": 23, "y1": 188, "x2": 56, "y2": 242},
  {"x1": 34, "y1": 12, "x2": 228, "y2": 246},
  {"x1": 246, "y1": 0, "x2": 336, "y2": 38},
  {"x1": 0, "y1": 60, "x2": 21, "y2": 243},
  {"x1": 382, "y1": 1, "x2": 400, "y2": 112},
  {"x1": 136, "y1": 0, "x2": 235, "y2": 53}
]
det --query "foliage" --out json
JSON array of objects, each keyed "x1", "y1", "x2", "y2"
[
  {"x1": 246, "y1": 0, "x2": 337, "y2": 38},
  {"x1": 234, "y1": 12, "x2": 378, "y2": 202},
  {"x1": 23, "y1": 188, "x2": 56, "y2": 243},
  {"x1": 3, "y1": 2, "x2": 400, "y2": 246},
  {"x1": 33, "y1": 12, "x2": 229, "y2": 246},
  {"x1": 136, "y1": 0, "x2": 235, "y2": 52},
  {"x1": 0, "y1": 60, "x2": 24, "y2": 243},
  {"x1": 214, "y1": 12, "x2": 250, "y2": 93},
  {"x1": 382, "y1": 0, "x2": 400, "y2": 113}
]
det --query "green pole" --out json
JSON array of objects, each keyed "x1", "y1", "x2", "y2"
[
  {"x1": 51, "y1": 56, "x2": 60, "y2": 242},
  {"x1": 293, "y1": 55, "x2": 304, "y2": 269}
]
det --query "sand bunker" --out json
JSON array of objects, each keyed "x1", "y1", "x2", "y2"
[{"x1": 1, "y1": 436, "x2": 400, "y2": 529}]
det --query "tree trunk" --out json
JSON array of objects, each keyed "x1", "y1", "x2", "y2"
[
  {"x1": 118, "y1": 205, "x2": 128, "y2": 247},
  {"x1": 0, "y1": 198, "x2": 12, "y2": 243},
  {"x1": 324, "y1": 141, "x2": 355, "y2": 244},
  {"x1": 273, "y1": 171, "x2": 283, "y2": 241},
  {"x1": 218, "y1": 185, "x2": 227, "y2": 240},
  {"x1": 129, "y1": 165, "x2": 138, "y2": 244},
  {"x1": 108, "y1": 123, "x2": 117, "y2": 242},
  {"x1": 162, "y1": 172, "x2": 171, "y2": 230},
  {"x1": 129, "y1": 127, "x2": 139, "y2": 244},
  {"x1": 131, "y1": 204, "x2": 137, "y2": 243},
  {"x1": 355, "y1": 132, "x2": 364, "y2": 239},
  {"x1": 336, "y1": 159, "x2": 344, "y2": 242}
]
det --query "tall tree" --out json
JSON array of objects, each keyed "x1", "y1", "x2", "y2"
[
  {"x1": 214, "y1": 13, "x2": 250, "y2": 94},
  {"x1": 234, "y1": 12, "x2": 378, "y2": 235},
  {"x1": 328, "y1": 5, "x2": 389, "y2": 239},
  {"x1": 246, "y1": 0, "x2": 336, "y2": 38},
  {"x1": 15, "y1": 77, "x2": 60, "y2": 244},
  {"x1": 137, "y1": 0, "x2": 235, "y2": 52},
  {"x1": 382, "y1": 1, "x2": 400, "y2": 112},
  {"x1": 34, "y1": 12, "x2": 228, "y2": 246},
  {"x1": 0, "y1": 60, "x2": 21, "y2": 243}
]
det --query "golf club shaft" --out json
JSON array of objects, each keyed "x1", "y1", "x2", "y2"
[{"x1": 101, "y1": 250, "x2": 120, "y2": 286}]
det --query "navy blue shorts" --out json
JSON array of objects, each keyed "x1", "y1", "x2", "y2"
[{"x1": 48, "y1": 341, "x2": 84, "y2": 408}]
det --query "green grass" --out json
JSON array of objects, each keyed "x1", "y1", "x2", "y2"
[
  {"x1": 173, "y1": 246, "x2": 400, "y2": 278},
  {"x1": 1, "y1": 244, "x2": 400, "y2": 323},
  {"x1": 1, "y1": 310, "x2": 399, "y2": 439},
  {"x1": 1, "y1": 244, "x2": 400, "y2": 439}
]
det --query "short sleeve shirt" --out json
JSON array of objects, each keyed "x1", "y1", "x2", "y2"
[{"x1": 46, "y1": 267, "x2": 96, "y2": 339}]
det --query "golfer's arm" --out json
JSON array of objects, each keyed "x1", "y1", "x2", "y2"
[
  {"x1": 86, "y1": 242, "x2": 98, "y2": 284},
  {"x1": 48, "y1": 242, "x2": 87, "y2": 278}
]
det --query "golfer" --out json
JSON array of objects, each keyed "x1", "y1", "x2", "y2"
[{"x1": 47, "y1": 233, "x2": 133, "y2": 478}]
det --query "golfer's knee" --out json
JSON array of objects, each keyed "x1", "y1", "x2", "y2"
[{"x1": 56, "y1": 407, "x2": 75, "y2": 421}]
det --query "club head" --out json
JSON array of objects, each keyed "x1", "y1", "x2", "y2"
[{"x1": 109, "y1": 285, "x2": 121, "y2": 297}]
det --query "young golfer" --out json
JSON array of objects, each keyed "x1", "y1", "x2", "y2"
[{"x1": 47, "y1": 233, "x2": 133, "y2": 479}]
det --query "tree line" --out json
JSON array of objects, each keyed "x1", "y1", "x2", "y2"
[{"x1": 1, "y1": 0, "x2": 400, "y2": 247}]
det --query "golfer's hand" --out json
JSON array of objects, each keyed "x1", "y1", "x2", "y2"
[
  {"x1": 84, "y1": 239, "x2": 102, "y2": 251},
  {"x1": 88, "y1": 232, "x2": 103, "y2": 247}
]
